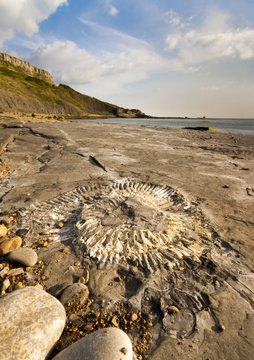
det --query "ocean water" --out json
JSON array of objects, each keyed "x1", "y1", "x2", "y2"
[{"x1": 74, "y1": 118, "x2": 254, "y2": 135}]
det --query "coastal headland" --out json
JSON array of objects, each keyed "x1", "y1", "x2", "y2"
[{"x1": 0, "y1": 117, "x2": 253, "y2": 359}]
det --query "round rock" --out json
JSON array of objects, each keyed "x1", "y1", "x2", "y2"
[
  {"x1": 52, "y1": 327, "x2": 134, "y2": 360},
  {"x1": 8, "y1": 247, "x2": 38, "y2": 266},
  {"x1": 0, "y1": 286, "x2": 66, "y2": 360},
  {"x1": 60, "y1": 283, "x2": 89, "y2": 307},
  {"x1": 0, "y1": 236, "x2": 22, "y2": 256}
]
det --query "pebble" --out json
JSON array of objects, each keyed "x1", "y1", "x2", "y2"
[
  {"x1": 78, "y1": 268, "x2": 89, "y2": 285},
  {"x1": 131, "y1": 313, "x2": 138, "y2": 322},
  {"x1": 0, "y1": 236, "x2": 22, "y2": 256},
  {"x1": 52, "y1": 327, "x2": 133, "y2": 360},
  {"x1": 13, "y1": 282, "x2": 24, "y2": 290},
  {"x1": 83, "y1": 268, "x2": 90, "y2": 283},
  {"x1": 0, "y1": 266, "x2": 9, "y2": 277},
  {"x1": 60, "y1": 283, "x2": 89, "y2": 307},
  {"x1": 0, "y1": 287, "x2": 66, "y2": 360},
  {"x1": 1, "y1": 278, "x2": 10, "y2": 291},
  {"x1": 8, "y1": 267, "x2": 24, "y2": 276},
  {"x1": 0, "y1": 224, "x2": 8, "y2": 237},
  {"x1": 8, "y1": 247, "x2": 38, "y2": 266},
  {"x1": 0, "y1": 216, "x2": 13, "y2": 226},
  {"x1": 168, "y1": 306, "x2": 180, "y2": 314}
]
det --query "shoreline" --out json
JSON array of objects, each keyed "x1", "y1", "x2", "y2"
[{"x1": 0, "y1": 120, "x2": 254, "y2": 359}]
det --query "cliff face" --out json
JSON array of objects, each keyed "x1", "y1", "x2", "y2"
[
  {"x1": 0, "y1": 53, "x2": 147, "y2": 118},
  {"x1": 0, "y1": 53, "x2": 54, "y2": 85}
]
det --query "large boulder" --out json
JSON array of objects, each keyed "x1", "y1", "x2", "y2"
[
  {"x1": 52, "y1": 327, "x2": 134, "y2": 360},
  {"x1": 0, "y1": 286, "x2": 66, "y2": 360}
]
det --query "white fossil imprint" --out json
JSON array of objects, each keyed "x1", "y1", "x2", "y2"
[{"x1": 20, "y1": 181, "x2": 215, "y2": 272}]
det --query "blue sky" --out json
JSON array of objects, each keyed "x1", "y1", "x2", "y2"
[{"x1": 0, "y1": 0, "x2": 254, "y2": 117}]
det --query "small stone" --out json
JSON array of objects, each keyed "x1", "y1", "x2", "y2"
[
  {"x1": 0, "y1": 235, "x2": 9, "y2": 244},
  {"x1": 168, "y1": 306, "x2": 180, "y2": 314},
  {"x1": 58, "y1": 222, "x2": 64, "y2": 228},
  {"x1": 0, "y1": 236, "x2": 22, "y2": 256},
  {"x1": 131, "y1": 313, "x2": 138, "y2": 322},
  {"x1": 1, "y1": 278, "x2": 11, "y2": 291},
  {"x1": 0, "y1": 224, "x2": 8, "y2": 238},
  {"x1": 0, "y1": 267, "x2": 9, "y2": 277},
  {"x1": 8, "y1": 268, "x2": 24, "y2": 276},
  {"x1": 83, "y1": 268, "x2": 89, "y2": 284},
  {"x1": 51, "y1": 327, "x2": 133, "y2": 360},
  {"x1": 63, "y1": 247, "x2": 70, "y2": 254},
  {"x1": 8, "y1": 247, "x2": 38, "y2": 267},
  {"x1": 44, "y1": 270, "x2": 51, "y2": 277},
  {"x1": 121, "y1": 347, "x2": 128, "y2": 355},
  {"x1": 14, "y1": 282, "x2": 24, "y2": 290},
  {"x1": 35, "y1": 284, "x2": 44, "y2": 290},
  {"x1": 0, "y1": 287, "x2": 66, "y2": 360},
  {"x1": 111, "y1": 316, "x2": 119, "y2": 327},
  {"x1": 0, "y1": 216, "x2": 13, "y2": 226},
  {"x1": 60, "y1": 283, "x2": 89, "y2": 307},
  {"x1": 78, "y1": 276, "x2": 87, "y2": 285}
]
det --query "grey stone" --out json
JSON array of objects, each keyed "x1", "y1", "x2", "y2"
[
  {"x1": 0, "y1": 286, "x2": 66, "y2": 360},
  {"x1": 8, "y1": 247, "x2": 38, "y2": 266},
  {"x1": 60, "y1": 283, "x2": 89, "y2": 307},
  {"x1": 52, "y1": 327, "x2": 134, "y2": 360}
]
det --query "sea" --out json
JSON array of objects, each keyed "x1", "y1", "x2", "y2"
[{"x1": 73, "y1": 118, "x2": 254, "y2": 135}]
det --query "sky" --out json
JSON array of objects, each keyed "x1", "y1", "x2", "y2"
[{"x1": 0, "y1": 0, "x2": 254, "y2": 118}]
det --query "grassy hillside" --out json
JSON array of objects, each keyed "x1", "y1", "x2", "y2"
[{"x1": 0, "y1": 58, "x2": 121, "y2": 117}]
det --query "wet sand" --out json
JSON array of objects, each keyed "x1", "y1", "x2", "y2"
[{"x1": 0, "y1": 119, "x2": 254, "y2": 359}]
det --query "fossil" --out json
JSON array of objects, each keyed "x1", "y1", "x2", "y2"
[{"x1": 19, "y1": 181, "x2": 217, "y2": 272}]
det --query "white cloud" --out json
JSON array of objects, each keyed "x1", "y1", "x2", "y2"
[
  {"x1": 0, "y1": 0, "x2": 67, "y2": 47},
  {"x1": 165, "y1": 10, "x2": 254, "y2": 69},
  {"x1": 164, "y1": 10, "x2": 181, "y2": 26},
  {"x1": 27, "y1": 35, "x2": 167, "y2": 94},
  {"x1": 109, "y1": 5, "x2": 118, "y2": 16}
]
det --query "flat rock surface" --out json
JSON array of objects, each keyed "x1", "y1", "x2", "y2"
[
  {"x1": 0, "y1": 286, "x2": 66, "y2": 360},
  {"x1": 0, "y1": 120, "x2": 253, "y2": 359}
]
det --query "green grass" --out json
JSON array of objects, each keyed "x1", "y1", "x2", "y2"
[{"x1": 0, "y1": 59, "x2": 119, "y2": 115}]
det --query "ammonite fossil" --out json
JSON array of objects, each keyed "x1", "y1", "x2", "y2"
[{"x1": 19, "y1": 181, "x2": 217, "y2": 272}]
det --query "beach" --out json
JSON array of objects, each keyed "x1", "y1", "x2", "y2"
[{"x1": 0, "y1": 118, "x2": 254, "y2": 359}]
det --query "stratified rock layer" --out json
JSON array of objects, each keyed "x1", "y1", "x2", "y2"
[
  {"x1": 0, "y1": 287, "x2": 66, "y2": 360},
  {"x1": 0, "y1": 52, "x2": 54, "y2": 84}
]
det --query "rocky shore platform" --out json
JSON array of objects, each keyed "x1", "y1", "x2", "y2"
[{"x1": 0, "y1": 118, "x2": 253, "y2": 359}]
